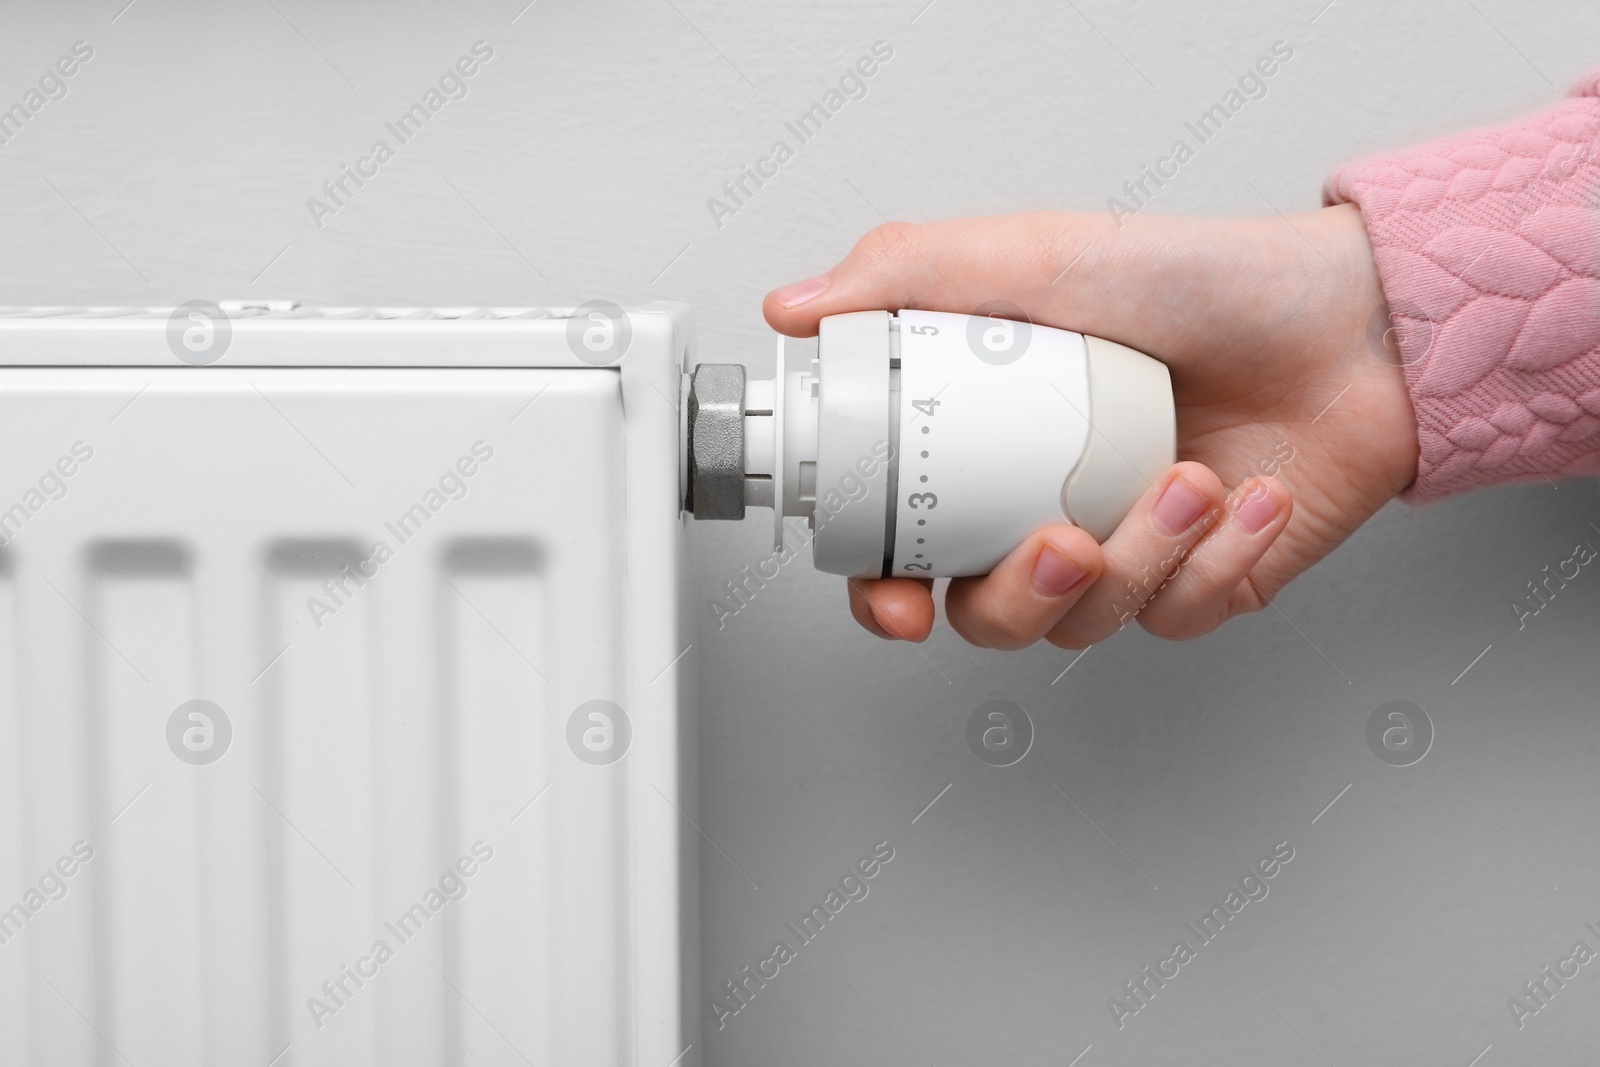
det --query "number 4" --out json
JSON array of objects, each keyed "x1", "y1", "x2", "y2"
[{"x1": 912, "y1": 397, "x2": 940, "y2": 417}]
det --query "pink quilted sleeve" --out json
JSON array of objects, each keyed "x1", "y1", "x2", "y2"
[{"x1": 1324, "y1": 71, "x2": 1600, "y2": 502}]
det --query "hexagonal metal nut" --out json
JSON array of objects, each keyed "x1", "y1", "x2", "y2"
[{"x1": 687, "y1": 363, "x2": 746, "y2": 520}]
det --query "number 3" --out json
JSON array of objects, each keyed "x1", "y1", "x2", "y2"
[{"x1": 908, "y1": 492, "x2": 938, "y2": 509}]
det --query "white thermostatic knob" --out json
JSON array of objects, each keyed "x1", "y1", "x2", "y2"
[{"x1": 684, "y1": 309, "x2": 1175, "y2": 579}]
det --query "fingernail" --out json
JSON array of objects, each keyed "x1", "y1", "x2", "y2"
[
  {"x1": 1032, "y1": 546, "x2": 1089, "y2": 597},
  {"x1": 772, "y1": 273, "x2": 829, "y2": 308},
  {"x1": 1235, "y1": 484, "x2": 1280, "y2": 533},
  {"x1": 1152, "y1": 476, "x2": 1210, "y2": 536}
]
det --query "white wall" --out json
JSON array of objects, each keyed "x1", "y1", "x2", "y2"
[{"x1": 3, "y1": 1, "x2": 1598, "y2": 1062}]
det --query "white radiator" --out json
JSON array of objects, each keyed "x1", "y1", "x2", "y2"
[{"x1": 0, "y1": 304, "x2": 696, "y2": 1067}]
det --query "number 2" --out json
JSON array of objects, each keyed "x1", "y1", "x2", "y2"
[{"x1": 903, "y1": 562, "x2": 932, "y2": 571}]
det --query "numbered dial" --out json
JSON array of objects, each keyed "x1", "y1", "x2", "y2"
[{"x1": 889, "y1": 310, "x2": 1092, "y2": 577}]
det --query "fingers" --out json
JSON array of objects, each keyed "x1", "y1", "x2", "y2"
[
  {"x1": 762, "y1": 213, "x2": 1107, "y2": 338},
  {"x1": 847, "y1": 577, "x2": 935, "y2": 642},
  {"x1": 1131, "y1": 478, "x2": 1292, "y2": 640},
  {"x1": 1043, "y1": 462, "x2": 1228, "y2": 650},
  {"x1": 846, "y1": 466, "x2": 1294, "y2": 648},
  {"x1": 944, "y1": 525, "x2": 1104, "y2": 650}
]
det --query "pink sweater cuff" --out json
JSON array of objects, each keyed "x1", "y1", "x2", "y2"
[{"x1": 1324, "y1": 71, "x2": 1600, "y2": 502}]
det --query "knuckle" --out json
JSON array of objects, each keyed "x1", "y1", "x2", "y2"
[
  {"x1": 1045, "y1": 630, "x2": 1090, "y2": 651},
  {"x1": 1136, "y1": 611, "x2": 1195, "y2": 642},
  {"x1": 951, "y1": 607, "x2": 1028, "y2": 651},
  {"x1": 1045, "y1": 614, "x2": 1104, "y2": 650},
  {"x1": 1235, "y1": 581, "x2": 1272, "y2": 615},
  {"x1": 980, "y1": 595, "x2": 1054, "y2": 649},
  {"x1": 1031, "y1": 214, "x2": 1102, "y2": 281},
  {"x1": 852, "y1": 222, "x2": 922, "y2": 276},
  {"x1": 1138, "y1": 599, "x2": 1230, "y2": 642},
  {"x1": 947, "y1": 614, "x2": 998, "y2": 650}
]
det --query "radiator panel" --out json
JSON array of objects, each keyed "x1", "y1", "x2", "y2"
[{"x1": 0, "y1": 354, "x2": 689, "y2": 1067}]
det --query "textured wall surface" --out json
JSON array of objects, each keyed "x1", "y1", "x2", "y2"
[{"x1": 2, "y1": 1, "x2": 1598, "y2": 1063}]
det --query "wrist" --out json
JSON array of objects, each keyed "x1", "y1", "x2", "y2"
[{"x1": 1315, "y1": 204, "x2": 1422, "y2": 498}]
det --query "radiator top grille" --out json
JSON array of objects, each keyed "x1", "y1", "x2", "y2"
[
  {"x1": 0, "y1": 301, "x2": 689, "y2": 368},
  {"x1": 0, "y1": 304, "x2": 563, "y2": 320}
]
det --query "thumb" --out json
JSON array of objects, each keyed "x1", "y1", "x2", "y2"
[{"x1": 762, "y1": 212, "x2": 1117, "y2": 339}]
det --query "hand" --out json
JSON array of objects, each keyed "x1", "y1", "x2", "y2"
[{"x1": 762, "y1": 207, "x2": 1420, "y2": 649}]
